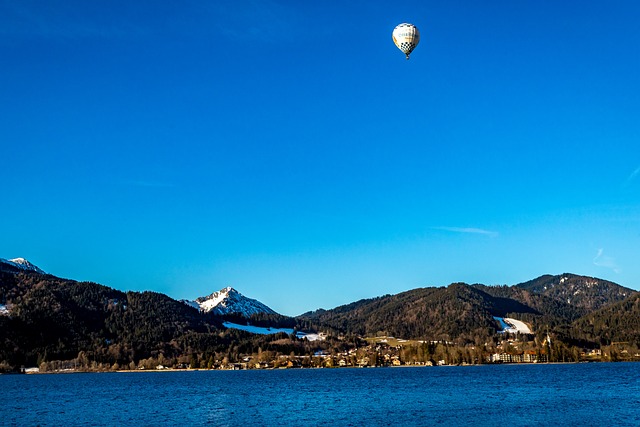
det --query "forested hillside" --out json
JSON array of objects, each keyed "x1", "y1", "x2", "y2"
[
  {"x1": 0, "y1": 262, "x2": 345, "y2": 371},
  {"x1": 475, "y1": 284, "x2": 586, "y2": 328},
  {"x1": 569, "y1": 293, "x2": 640, "y2": 346},
  {"x1": 301, "y1": 276, "x2": 639, "y2": 347},
  {"x1": 0, "y1": 269, "x2": 219, "y2": 367},
  {"x1": 2, "y1": 261, "x2": 639, "y2": 371},
  {"x1": 300, "y1": 284, "x2": 529, "y2": 343},
  {"x1": 515, "y1": 274, "x2": 633, "y2": 311}
]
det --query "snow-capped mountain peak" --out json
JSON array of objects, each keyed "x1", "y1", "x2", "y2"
[
  {"x1": 0, "y1": 258, "x2": 45, "y2": 274},
  {"x1": 183, "y1": 287, "x2": 277, "y2": 316},
  {"x1": 196, "y1": 286, "x2": 236, "y2": 312}
]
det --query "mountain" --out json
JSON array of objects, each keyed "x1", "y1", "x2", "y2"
[
  {"x1": 0, "y1": 258, "x2": 45, "y2": 274},
  {"x1": 0, "y1": 262, "x2": 310, "y2": 372},
  {"x1": 0, "y1": 260, "x2": 222, "y2": 368},
  {"x1": 473, "y1": 283, "x2": 586, "y2": 331},
  {"x1": 515, "y1": 274, "x2": 634, "y2": 311},
  {"x1": 301, "y1": 274, "x2": 638, "y2": 344},
  {"x1": 471, "y1": 274, "x2": 636, "y2": 330},
  {"x1": 300, "y1": 283, "x2": 518, "y2": 343},
  {"x1": 183, "y1": 287, "x2": 278, "y2": 317}
]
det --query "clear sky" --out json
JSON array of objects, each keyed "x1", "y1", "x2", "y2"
[{"x1": 2, "y1": 1, "x2": 640, "y2": 316}]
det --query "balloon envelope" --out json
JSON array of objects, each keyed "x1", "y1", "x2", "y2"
[{"x1": 392, "y1": 23, "x2": 420, "y2": 59}]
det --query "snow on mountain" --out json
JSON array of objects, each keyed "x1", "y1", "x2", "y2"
[
  {"x1": 222, "y1": 321, "x2": 324, "y2": 341},
  {"x1": 494, "y1": 317, "x2": 532, "y2": 334},
  {"x1": 0, "y1": 258, "x2": 45, "y2": 274},
  {"x1": 183, "y1": 286, "x2": 278, "y2": 316}
]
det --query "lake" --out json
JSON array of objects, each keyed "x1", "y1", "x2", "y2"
[{"x1": 1, "y1": 363, "x2": 639, "y2": 426}]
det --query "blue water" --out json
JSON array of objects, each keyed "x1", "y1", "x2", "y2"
[{"x1": 1, "y1": 363, "x2": 639, "y2": 426}]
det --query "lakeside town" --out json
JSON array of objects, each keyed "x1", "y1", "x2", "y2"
[{"x1": 29, "y1": 333, "x2": 640, "y2": 374}]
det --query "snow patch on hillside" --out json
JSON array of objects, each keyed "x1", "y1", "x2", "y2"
[
  {"x1": 494, "y1": 317, "x2": 532, "y2": 334},
  {"x1": 198, "y1": 288, "x2": 230, "y2": 312},
  {"x1": 505, "y1": 318, "x2": 532, "y2": 334},
  {"x1": 222, "y1": 321, "x2": 323, "y2": 341}
]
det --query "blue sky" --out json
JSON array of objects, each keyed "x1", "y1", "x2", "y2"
[{"x1": 2, "y1": 1, "x2": 640, "y2": 315}]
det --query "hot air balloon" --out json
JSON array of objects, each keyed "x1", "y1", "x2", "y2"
[{"x1": 392, "y1": 23, "x2": 420, "y2": 60}]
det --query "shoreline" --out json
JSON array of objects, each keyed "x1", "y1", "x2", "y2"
[{"x1": 11, "y1": 359, "x2": 634, "y2": 375}]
